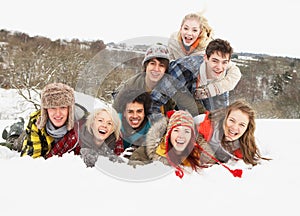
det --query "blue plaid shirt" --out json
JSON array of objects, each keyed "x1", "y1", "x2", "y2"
[
  {"x1": 150, "y1": 55, "x2": 203, "y2": 116},
  {"x1": 165, "y1": 55, "x2": 229, "y2": 111},
  {"x1": 168, "y1": 55, "x2": 203, "y2": 94}
]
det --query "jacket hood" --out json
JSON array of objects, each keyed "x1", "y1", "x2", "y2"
[{"x1": 145, "y1": 117, "x2": 168, "y2": 160}]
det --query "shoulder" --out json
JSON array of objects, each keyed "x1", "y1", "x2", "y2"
[
  {"x1": 146, "y1": 117, "x2": 168, "y2": 156},
  {"x1": 169, "y1": 32, "x2": 179, "y2": 41},
  {"x1": 168, "y1": 32, "x2": 180, "y2": 49},
  {"x1": 79, "y1": 124, "x2": 94, "y2": 149},
  {"x1": 26, "y1": 110, "x2": 41, "y2": 130},
  {"x1": 127, "y1": 72, "x2": 144, "y2": 82},
  {"x1": 209, "y1": 108, "x2": 226, "y2": 123},
  {"x1": 29, "y1": 110, "x2": 41, "y2": 118},
  {"x1": 147, "y1": 117, "x2": 168, "y2": 140},
  {"x1": 112, "y1": 73, "x2": 145, "y2": 110},
  {"x1": 226, "y1": 61, "x2": 242, "y2": 77},
  {"x1": 118, "y1": 73, "x2": 145, "y2": 91}
]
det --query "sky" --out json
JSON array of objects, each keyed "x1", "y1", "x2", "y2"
[
  {"x1": 1, "y1": 0, "x2": 300, "y2": 58},
  {"x1": 0, "y1": 88, "x2": 300, "y2": 215}
]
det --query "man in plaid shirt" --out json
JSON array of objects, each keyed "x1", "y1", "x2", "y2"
[{"x1": 164, "y1": 38, "x2": 241, "y2": 111}]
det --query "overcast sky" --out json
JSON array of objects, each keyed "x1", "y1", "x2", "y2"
[{"x1": 1, "y1": 0, "x2": 299, "y2": 58}]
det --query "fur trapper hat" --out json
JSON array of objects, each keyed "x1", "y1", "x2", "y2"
[{"x1": 37, "y1": 83, "x2": 75, "y2": 130}]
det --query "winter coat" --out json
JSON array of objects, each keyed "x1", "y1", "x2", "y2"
[
  {"x1": 20, "y1": 110, "x2": 81, "y2": 158},
  {"x1": 20, "y1": 103, "x2": 88, "y2": 158},
  {"x1": 196, "y1": 61, "x2": 241, "y2": 111},
  {"x1": 168, "y1": 55, "x2": 241, "y2": 111},
  {"x1": 199, "y1": 110, "x2": 243, "y2": 163},
  {"x1": 128, "y1": 116, "x2": 215, "y2": 167},
  {"x1": 113, "y1": 72, "x2": 199, "y2": 121},
  {"x1": 79, "y1": 124, "x2": 124, "y2": 167},
  {"x1": 168, "y1": 31, "x2": 209, "y2": 61}
]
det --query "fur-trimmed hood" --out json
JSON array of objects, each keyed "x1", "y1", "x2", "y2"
[{"x1": 144, "y1": 116, "x2": 170, "y2": 165}]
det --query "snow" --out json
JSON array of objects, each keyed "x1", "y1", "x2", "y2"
[{"x1": 0, "y1": 88, "x2": 299, "y2": 216}]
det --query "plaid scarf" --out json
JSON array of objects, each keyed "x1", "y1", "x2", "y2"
[{"x1": 44, "y1": 121, "x2": 81, "y2": 159}]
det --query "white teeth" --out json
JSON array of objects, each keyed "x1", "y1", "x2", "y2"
[
  {"x1": 229, "y1": 129, "x2": 237, "y2": 136},
  {"x1": 176, "y1": 139, "x2": 185, "y2": 144},
  {"x1": 99, "y1": 129, "x2": 107, "y2": 134}
]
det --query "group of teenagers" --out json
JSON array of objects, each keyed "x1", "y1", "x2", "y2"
[{"x1": 2, "y1": 12, "x2": 270, "y2": 178}]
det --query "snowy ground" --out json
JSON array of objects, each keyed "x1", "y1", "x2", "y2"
[{"x1": 0, "y1": 88, "x2": 299, "y2": 216}]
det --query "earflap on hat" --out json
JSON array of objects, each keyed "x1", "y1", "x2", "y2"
[
  {"x1": 164, "y1": 125, "x2": 185, "y2": 179},
  {"x1": 67, "y1": 104, "x2": 74, "y2": 131},
  {"x1": 165, "y1": 110, "x2": 196, "y2": 179},
  {"x1": 37, "y1": 108, "x2": 48, "y2": 130}
]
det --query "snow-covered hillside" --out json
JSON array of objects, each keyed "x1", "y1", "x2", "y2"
[{"x1": 0, "y1": 88, "x2": 299, "y2": 216}]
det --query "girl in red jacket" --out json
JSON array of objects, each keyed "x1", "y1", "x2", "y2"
[{"x1": 198, "y1": 99, "x2": 269, "y2": 166}]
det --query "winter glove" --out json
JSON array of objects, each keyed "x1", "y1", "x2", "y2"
[
  {"x1": 80, "y1": 148, "x2": 99, "y2": 168},
  {"x1": 119, "y1": 146, "x2": 137, "y2": 161}
]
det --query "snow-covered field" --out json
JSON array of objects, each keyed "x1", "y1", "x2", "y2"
[{"x1": 0, "y1": 88, "x2": 299, "y2": 216}]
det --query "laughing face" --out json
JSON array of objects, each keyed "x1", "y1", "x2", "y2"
[
  {"x1": 170, "y1": 126, "x2": 192, "y2": 155},
  {"x1": 205, "y1": 51, "x2": 230, "y2": 79},
  {"x1": 47, "y1": 106, "x2": 69, "y2": 128},
  {"x1": 180, "y1": 18, "x2": 201, "y2": 46},
  {"x1": 223, "y1": 109, "x2": 249, "y2": 141},
  {"x1": 124, "y1": 101, "x2": 145, "y2": 129},
  {"x1": 91, "y1": 111, "x2": 114, "y2": 145},
  {"x1": 145, "y1": 58, "x2": 167, "y2": 90}
]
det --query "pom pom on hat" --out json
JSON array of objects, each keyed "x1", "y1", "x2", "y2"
[
  {"x1": 37, "y1": 83, "x2": 75, "y2": 131},
  {"x1": 142, "y1": 43, "x2": 170, "y2": 66}
]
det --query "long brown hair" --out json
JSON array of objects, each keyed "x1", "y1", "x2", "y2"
[
  {"x1": 167, "y1": 135, "x2": 202, "y2": 171},
  {"x1": 222, "y1": 100, "x2": 270, "y2": 165}
]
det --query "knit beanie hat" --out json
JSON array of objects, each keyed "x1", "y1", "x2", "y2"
[
  {"x1": 165, "y1": 110, "x2": 243, "y2": 179},
  {"x1": 165, "y1": 110, "x2": 196, "y2": 178},
  {"x1": 37, "y1": 83, "x2": 75, "y2": 131},
  {"x1": 142, "y1": 44, "x2": 170, "y2": 66},
  {"x1": 166, "y1": 110, "x2": 195, "y2": 138}
]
